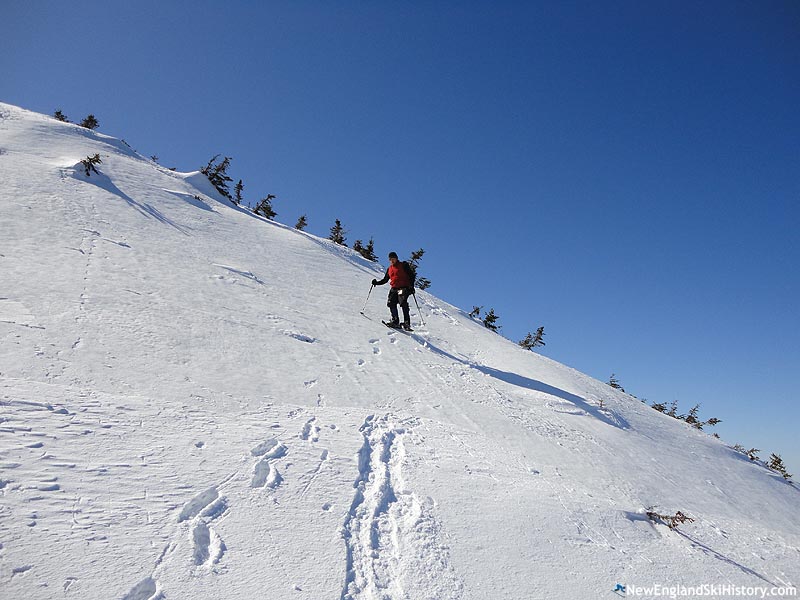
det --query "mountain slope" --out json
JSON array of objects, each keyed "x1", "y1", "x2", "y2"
[{"x1": 1, "y1": 102, "x2": 797, "y2": 599}]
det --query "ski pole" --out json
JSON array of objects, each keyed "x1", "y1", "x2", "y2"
[
  {"x1": 412, "y1": 293, "x2": 425, "y2": 327},
  {"x1": 360, "y1": 284, "x2": 374, "y2": 314}
]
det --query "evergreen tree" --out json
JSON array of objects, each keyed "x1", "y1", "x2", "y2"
[
  {"x1": 54, "y1": 109, "x2": 69, "y2": 122},
  {"x1": 80, "y1": 153, "x2": 102, "y2": 177},
  {"x1": 329, "y1": 219, "x2": 347, "y2": 245},
  {"x1": 253, "y1": 194, "x2": 277, "y2": 219},
  {"x1": 354, "y1": 237, "x2": 378, "y2": 261},
  {"x1": 482, "y1": 308, "x2": 500, "y2": 332},
  {"x1": 469, "y1": 306, "x2": 483, "y2": 319},
  {"x1": 295, "y1": 215, "x2": 308, "y2": 231},
  {"x1": 200, "y1": 155, "x2": 233, "y2": 200},
  {"x1": 650, "y1": 401, "x2": 668, "y2": 413},
  {"x1": 234, "y1": 179, "x2": 244, "y2": 205},
  {"x1": 768, "y1": 453, "x2": 792, "y2": 480},
  {"x1": 645, "y1": 509, "x2": 695, "y2": 530},
  {"x1": 683, "y1": 403, "x2": 701, "y2": 426},
  {"x1": 735, "y1": 444, "x2": 759, "y2": 456},
  {"x1": 679, "y1": 404, "x2": 721, "y2": 430},
  {"x1": 519, "y1": 326, "x2": 546, "y2": 350},
  {"x1": 666, "y1": 400, "x2": 679, "y2": 418},
  {"x1": 408, "y1": 248, "x2": 431, "y2": 289},
  {"x1": 79, "y1": 114, "x2": 99, "y2": 129},
  {"x1": 608, "y1": 374, "x2": 625, "y2": 392}
]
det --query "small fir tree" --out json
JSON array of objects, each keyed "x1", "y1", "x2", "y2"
[
  {"x1": 200, "y1": 155, "x2": 233, "y2": 200},
  {"x1": 768, "y1": 453, "x2": 792, "y2": 480},
  {"x1": 54, "y1": 109, "x2": 69, "y2": 122},
  {"x1": 680, "y1": 404, "x2": 721, "y2": 430},
  {"x1": 408, "y1": 248, "x2": 431, "y2": 290},
  {"x1": 645, "y1": 508, "x2": 695, "y2": 530},
  {"x1": 354, "y1": 238, "x2": 378, "y2": 261},
  {"x1": 79, "y1": 114, "x2": 99, "y2": 129},
  {"x1": 150, "y1": 155, "x2": 159, "y2": 163},
  {"x1": 666, "y1": 400, "x2": 679, "y2": 418},
  {"x1": 651, "y1": 401, "x2": 668, "y2": 413},
  {"x1": 80, "y1": 153, "x2": 102, "y2": 177},
  {"x1": 295, "y1": 214, "x2": 308, "y2": 231},
  {"x1": 683, "y1": 404, "x2": 701, "y2": 426},
  {"x1": 482, "y1": 308, "x2": 500, "y2": 332},
  {"x1": 519, "y1": 326, "x2": 546, "y2": 350},
  {"x1": 469, "y1": 306, "x2": 483, "y2": 319},
  {"x1": 234, "y1": 179, "x2": 244, "y2": 205},
  {"x1": 329, "y1": 219, "x2": 347, "y2": 246},
  {"x1": 253, "y1": 195, "x2": 277, "y2": 219},
  {"x1": 608, "y1": 374, "x2": 625, "y2": 392}
]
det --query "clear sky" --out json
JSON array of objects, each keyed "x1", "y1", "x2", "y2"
[{"x1": 3, "y1": 1, "x2": 798, "y2": 472}]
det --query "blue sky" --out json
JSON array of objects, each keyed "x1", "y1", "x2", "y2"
[{"x1": 3, "y1": 1, "x2": 798, "y2": 471}]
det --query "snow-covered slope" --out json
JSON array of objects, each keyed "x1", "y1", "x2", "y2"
[{"x1": 1, "y1": 102, "x2": 797, "y2": 599}]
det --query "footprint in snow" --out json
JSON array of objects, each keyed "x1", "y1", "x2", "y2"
[
  {"x1": 251, "y1": 459, "x2": 282, "y2": 489},
  {"x1": 300, "y1": 417, "x2": 320, "y2": 442},
  {"x1": 250, "y1": 439, "x2": 287, "y2": 459},
  {"x1": 121, "y1": 577, "x2": 157, "y2": 600},
  {"x1": 177, "y1": 487, "x2": 219, "y2": 523},
  {"x1": 283, "y1": 331, "x2": 316, "y2": 344},
  {"x1": 192, "y1": 521, "x2": 226, "y2": 566}
]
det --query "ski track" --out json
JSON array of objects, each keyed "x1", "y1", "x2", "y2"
[{"x1": 340, "y1": 414, "x2": 463, "y2": 600}]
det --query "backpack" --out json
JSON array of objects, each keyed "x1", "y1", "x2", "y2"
[{"x1": 402, "y1": 261, "x2": 416, "y2": 288}]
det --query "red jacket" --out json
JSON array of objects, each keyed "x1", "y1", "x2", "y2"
[{"x1": 376, "y1": 261, "x2": 413, "y2": 289}]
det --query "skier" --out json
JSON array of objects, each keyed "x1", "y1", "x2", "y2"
[{"x1": 372, "y1": 252, "x2": 415, "y2": 330}]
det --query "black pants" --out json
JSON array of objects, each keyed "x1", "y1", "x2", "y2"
[{"x1": 387, "y1": 287, "x2": 411, "y2": 324}]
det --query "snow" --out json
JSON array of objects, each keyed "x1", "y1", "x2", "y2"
[{"x1": 0, "y1": 102, "x2": 798, "y2": 599}]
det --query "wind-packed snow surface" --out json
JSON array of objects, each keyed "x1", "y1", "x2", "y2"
[{"x1": 1, "y1": 103, "x2": 798, "y2": 599}]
